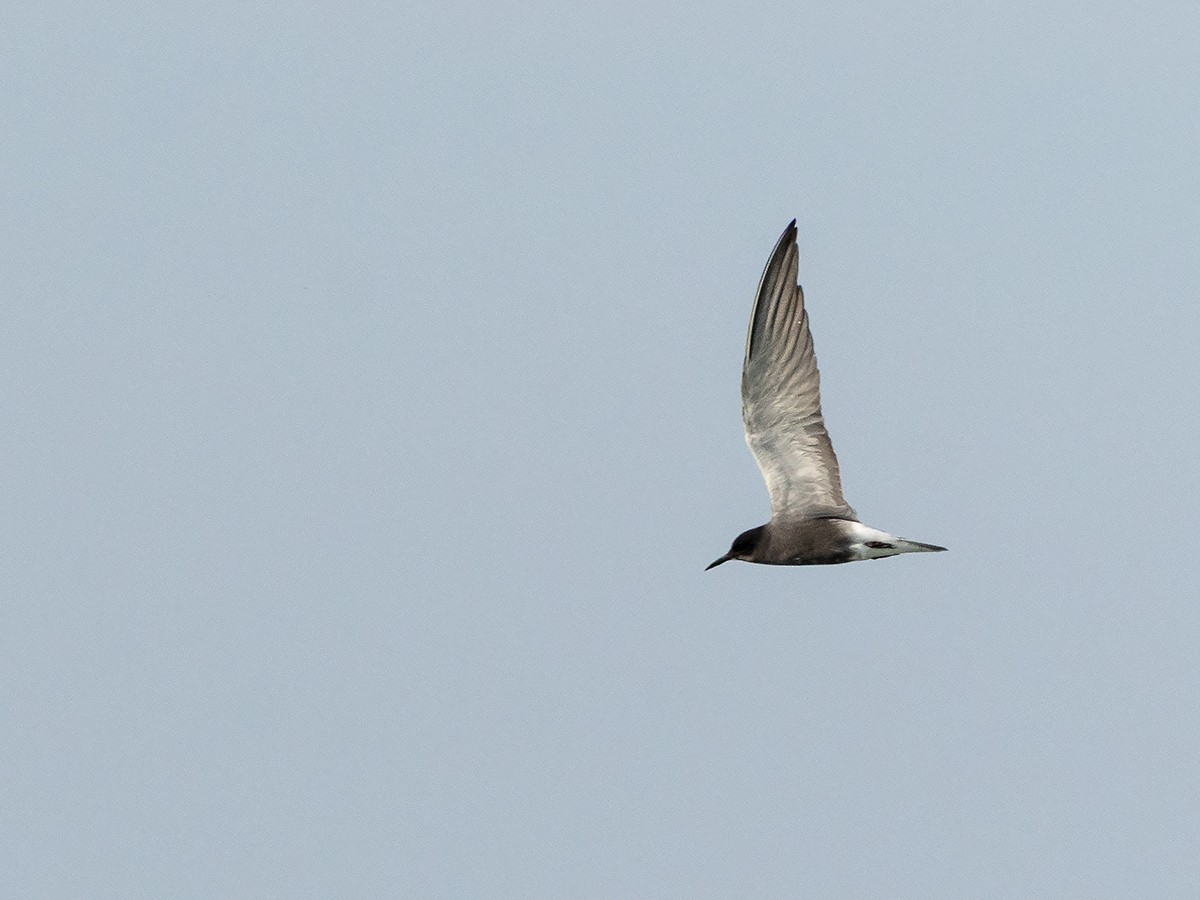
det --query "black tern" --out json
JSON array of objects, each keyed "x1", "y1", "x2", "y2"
[{"x1": 707, "y1": 220, "x2": 946, "y2": 569}]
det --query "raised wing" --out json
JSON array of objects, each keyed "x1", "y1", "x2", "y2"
[{"x1": 741, "y1": 220, "x2": 857, "y2": 522}]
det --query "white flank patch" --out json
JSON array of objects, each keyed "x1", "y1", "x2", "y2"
[{"x1": 843, "y1": 522, "x2": 905, "y2": 561}]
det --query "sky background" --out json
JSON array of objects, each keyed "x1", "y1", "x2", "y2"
[{"x1": 5, "y1": 2, "x2": 1200, "y2": 897}]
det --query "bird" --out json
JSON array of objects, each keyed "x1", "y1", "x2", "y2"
[{"x1": 707, "y1": 220, "x2": 946, "y2": 569}]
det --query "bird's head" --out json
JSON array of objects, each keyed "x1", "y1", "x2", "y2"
[{"x1": 706, "y1": 525, "x2": 765, "y2": 570}]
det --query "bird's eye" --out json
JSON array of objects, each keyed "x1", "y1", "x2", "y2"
[{"x1": 865, "y1": 541, "x2": 894, "y2": 549}]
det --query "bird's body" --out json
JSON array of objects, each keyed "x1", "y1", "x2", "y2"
[{"x1": 707, "y1": 220, "x2": 946, "y2": 570}]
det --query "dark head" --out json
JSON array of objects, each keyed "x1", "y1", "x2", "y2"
[{"x1": 706, "y1": 525, "x2": 765, "y2": 570}]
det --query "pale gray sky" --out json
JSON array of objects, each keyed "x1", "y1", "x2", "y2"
[{"x1": 5, "y1": 2, "x2": 1200, "y2": 897}]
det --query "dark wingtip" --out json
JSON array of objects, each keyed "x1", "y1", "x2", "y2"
[
  {"x1": 770, "y1": 220, "x2": 797, "y2": 252},
  {"x1": 745, "y1": 222, "x2": 801, "y2": 364}
]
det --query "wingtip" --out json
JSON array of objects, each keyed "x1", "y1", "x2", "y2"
[
  {"x1": 769, "y1": 219, "x2": 798, "y2": 260},
  {"x1": 745, "y1": 218, "x2": 803, "y2": 363}
]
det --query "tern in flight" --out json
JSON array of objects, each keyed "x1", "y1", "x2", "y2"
[{"x1": 707, "y1": 220, "x2": 946, "y2": 569}]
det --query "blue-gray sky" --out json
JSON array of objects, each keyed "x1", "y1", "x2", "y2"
[{"x1": 5, "y1": 2, "x2": 1200, "y2": 897}]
